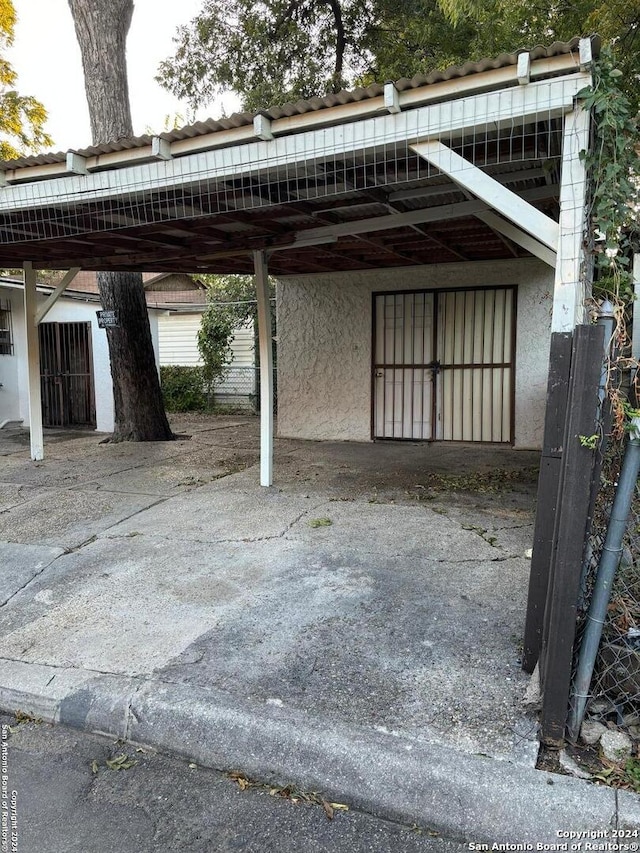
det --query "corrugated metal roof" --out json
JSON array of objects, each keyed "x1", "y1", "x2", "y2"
[{"x1": 1, "y1": 37, "x2": 597, "y2": 171}]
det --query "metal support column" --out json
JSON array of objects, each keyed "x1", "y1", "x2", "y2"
[{"x1": 254, "y1": 250, "x2": 273, "y2": 487}]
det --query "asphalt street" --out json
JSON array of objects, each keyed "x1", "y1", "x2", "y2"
[{"x1": 1, "y1": 714, "x2": 469, "y2": 853}]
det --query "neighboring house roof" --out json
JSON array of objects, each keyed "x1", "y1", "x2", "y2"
[
  {"x1": 0, "y1": 276, "x2": 101, "y2": 303},
  {"x1": 61, "y1": 271, "x2": 206, "y2": 307}
]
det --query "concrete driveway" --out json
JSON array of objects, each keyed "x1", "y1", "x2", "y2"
[{"x1": 0, "y1": 415, "x2": 540, "y2": 764}]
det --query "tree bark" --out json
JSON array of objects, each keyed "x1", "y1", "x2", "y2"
[{"x1": 68, "y1": 0, "x2": 173, "y2": 441}]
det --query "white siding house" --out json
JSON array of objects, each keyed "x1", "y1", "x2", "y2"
[{"x1": 157, "y1": 311, "x2": 257, "y2": 402}]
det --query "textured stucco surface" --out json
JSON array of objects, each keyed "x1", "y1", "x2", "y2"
[{"x1": 277, "y1": 259, "x2": 553, "y2": 449}]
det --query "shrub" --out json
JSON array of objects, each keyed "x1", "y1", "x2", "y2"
[{"x1": 160, "y1": 365, "x2": 208, "y2": 412}]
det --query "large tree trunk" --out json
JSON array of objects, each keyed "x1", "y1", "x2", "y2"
[{"x1": 68, "y1": 0, "x2": 173, "y2": 441}]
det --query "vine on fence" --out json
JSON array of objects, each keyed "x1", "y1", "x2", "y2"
[
  {"x1": 578, "y1": 48, "x2": 640, "y2": 432},
  {"x1": 570, "y1": 49, "x2": 640, "y2": 737}
]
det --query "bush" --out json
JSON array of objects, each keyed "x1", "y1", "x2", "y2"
[{"x1": 160, "y1": 365, "x2": 209, "y2": 412}]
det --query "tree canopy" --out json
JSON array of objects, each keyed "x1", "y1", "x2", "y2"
[
  {"x1": 0, "y1": 0, "x2": 52, "y2": 160},
  {"x1": 158, "y1": 0, "x2": 640, "y2": 113}
]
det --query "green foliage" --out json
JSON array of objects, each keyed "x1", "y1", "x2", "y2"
[
  {"x1": 158, "y1": 0, "x2": 479, "y2": 111},
  {"x1": 197, "y1": 305, "x2": 235, "y2": 384},
  {"x1": 436, "y1": 0, "x2": 640, "y2": 110},
  {"x1": 578, "y1": 434, "x2": 599, "y2": 450},
  {"x1": 0, "y1": 0, "x2": 52, "y2": 159},
  {"x1": 197, "y1": 273, "x2": 277, "y2": 381},
  {"x1": 577, "y1": 49, "x2": 640, "y2": 293},
  {"x1": 160, "y1": 365, "x2": 208, "y2": 412},
  {"x1": 159, "y1": 0, "x2": 640, "y2": 113}
]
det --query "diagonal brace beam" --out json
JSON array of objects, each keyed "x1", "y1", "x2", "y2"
[
  {"x1": 476, "y1": 211, "x2": 556, "y2": 268},
  {"x1": 35, "y1": 267, "x2": 81, "y2": 324},
  {"x1": 411, "y1": 141, "x2": 559, "y2": 252}
]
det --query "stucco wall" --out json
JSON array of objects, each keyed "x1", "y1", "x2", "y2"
[{"x1": 276, "y1": 258, "x2": 553, "y2": 449}]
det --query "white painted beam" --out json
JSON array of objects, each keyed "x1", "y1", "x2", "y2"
[
  {"x1": 23, "y1": 262, "x2": 44, "y2": 461},
  {"x1": 254, "y1": 250, "x2": 274, "y2": 487},
  {"x1": 0, "y1": 75, "x2": 587, "y2": 214},
  {"x1": 262, "y1": 185, "x2": 556, "y2": 248},
  {"x1": 476, "y1": 211, "x2": 556, "y2": 267},
  {"x1": 254, "y1": 114, "x2": 274, "y2": 141},
  {"x1": 412, "y1": 141, "x2": 559, "y2": 251},
  {"x1": 66, "y1": 153, "x2": 88, "y2": 175},
  {"x1": 551, "y1": 102, "x2": 591, "y2": 331},
  {"x1": 517, "y1": 52, "x2": 531, "y2": 85},
  {"x1": 151, "y1": 137, "x2": 172, "y2": 161},
  {"x1": 384, "y1": 82, "x2": 401, "y2": 114},
  {"x1": 579, "y1": 37, "x2": 593, "y2": 70},
  {"x1": 35, "y1": 267, "x2": 81, "y2": 324}
]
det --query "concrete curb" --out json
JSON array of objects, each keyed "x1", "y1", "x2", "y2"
[{"x1": 0, "y1": 658, "x2": 630, "y2": 842}]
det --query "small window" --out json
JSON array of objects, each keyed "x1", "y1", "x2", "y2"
[{"x1": 0, "y1": 298, "x2": 13, "y2": 355}]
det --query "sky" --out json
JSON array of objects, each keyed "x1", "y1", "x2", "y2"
[{"x1": 9, "y1": 0, "x2": 237, "y2": 152}]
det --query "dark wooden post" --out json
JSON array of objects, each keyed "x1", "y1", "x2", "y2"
[
  {"x1": 522, "y1": 332, "x2": 573, "y2": 673},
  {"x1": 539, "y1": 324, "x2": 604, "y2": 747}
]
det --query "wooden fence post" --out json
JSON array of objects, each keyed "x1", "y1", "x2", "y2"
[
  {"x1": 523, "y1": 332, "x2": 573, "y2": 673},
  {"x1": 539, "y1": 324, "x2": 604, "y2": 746}
]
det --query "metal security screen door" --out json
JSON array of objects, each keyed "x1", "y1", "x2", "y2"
[
  {"x1": 39, "y1": 322, "x2": 96, "y2": 428},
  {"x1": 373, "y1": 287, "x2": 515, "y2": 442}
]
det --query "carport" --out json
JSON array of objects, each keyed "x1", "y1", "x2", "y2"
[{"x1": 0, "y1": 37, "x2": 596, "y2": 480}]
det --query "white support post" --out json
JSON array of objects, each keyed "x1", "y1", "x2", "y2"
[
  {"x1": 551, "y1": 102, "x2": 591, "y2": 332},
  {"x1": 254, "y1": 250, "x2": 274, "y2": 487},
  {"x1": 23, "y1": 262, "x2": 44, "y2": 461},
  {"x1": 632, "y1": 255, "x2": 640, "y2": 363}
]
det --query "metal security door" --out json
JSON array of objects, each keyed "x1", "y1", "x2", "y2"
[
  {"x1": 373, "y1": 287, "x2": 515, "y2": 442},
  {"x1": 39, "y1": 322, "x2": 96, "y2": 428},
  {"x1": 373, "y1": 292, "x2": 435, "y2": 439},
  {"x1": 435, "y1": 287, "x2": 515, "y2": 443}
]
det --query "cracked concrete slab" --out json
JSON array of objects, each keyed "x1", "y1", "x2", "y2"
[
  {"x1": 103, "y1": 478, "x2": 320, "y2": 543},
  {"x1": 0, "y1": 415, "x2": 542, "y2": 770},
  {"x1": 76, "y1": 447, "x2": 259, "y2": 497},
  {"x1": 0, "y1": 542, "x2": 63, "y2": 605},
  {"x1": 0, "y1": 504, "x2": 536, "y2": 762},
  {"x1": 0, "y1": 487, "x2": 163, "y2": 549},
  {"x1": 0, "y1": 482, "x2": 48, "y2": 513}
]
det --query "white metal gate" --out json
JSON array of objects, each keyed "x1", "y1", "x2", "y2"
[{"x1": 373, "y1": 287, "x2": 515, "y2": 442}]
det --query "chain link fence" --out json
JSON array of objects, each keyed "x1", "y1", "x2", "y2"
[
  {"x1": 567, "y1": 299, "x2": 640, "y2": 738},
  {"x1": 210, "y1": 365, "x2": 277, "y2": 413},
  {"x1": 572, "y1": 436, "x2": 640, "y2": 730}
]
